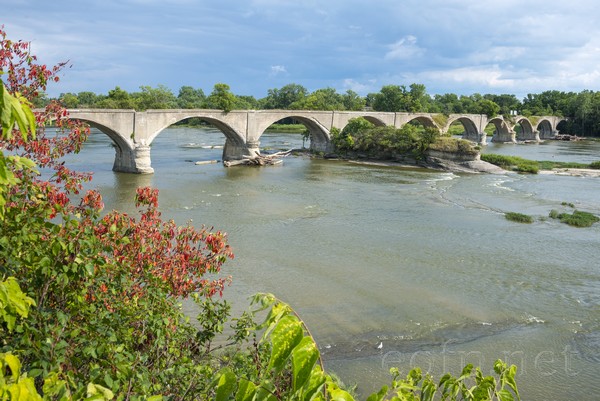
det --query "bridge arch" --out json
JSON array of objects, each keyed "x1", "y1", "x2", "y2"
[
  {"x1": 512, "y1": 117, "x2": 535, "y2": 141},
  {"x1": 51, "y1": 116, "x2": 139, "y2": 173},
  {"x1": 486, "y1": 117, "x2": 513, "y2": 143},
  {"x1": 401, "y1": 115, "x2": 438, "y2": 130},
  {"x1": 536, "y1": 118, "x2": 554, "y2": 139},
  {"x1": 444, "y1": 115, "x2": 479, "y2": 141},
  {"x1": 254, "y1": 113, "x2": 331, "y2": 153},
  {"x1": 145, "y1": 114, "x2": 246, "y2": 148}
]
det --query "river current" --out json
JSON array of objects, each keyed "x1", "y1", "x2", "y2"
[{"x1": 65, "y1": 127, "x2": 600, "y2": 400}]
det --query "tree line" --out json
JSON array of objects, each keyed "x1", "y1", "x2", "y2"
[{"x1": 48, "y1": 83, "x2": 600, "y2": 136}]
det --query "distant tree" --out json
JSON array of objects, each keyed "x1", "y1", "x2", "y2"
[
  {"x1": 290, "y1": 87, "x2": 344, "y2": 110},
  {"x1": 365, "y1": 92, "x2": 377, "y2": 109},
  {"x1": 96, "y1": 86, "x2": 136, "y2": 109},
  {"x1": 235, "y1": 95, "x2": 259, "y2": 109},
  {"x1": 342, "y1": 89, "x2": 366, "y2": 111},
  {"x1": 484, "y1": 93, "x2": 521, "y2": 116},
  {"x1": 206, "y1": 83, "x2": 236, "y2": 112},
  {"x1": 262, "y1": 83, "x2": 308, "y2": 109},
  {"x1": 59, "y1": 92, "x2": 79, "y2": 108},
  {"x1": 135, "y1": 84, "x2": 178, "y2": 110},
  {"x1": 433, "y1": 93, "x2": 462, "y2": 114},
  {"x1": 372, "y1": 85, "x2": 409, "y2": 112},
  {"x1": 408, "y1": 83, "x2": 430, "y2": 112},
  {"x1": 77, "y1": 91, "x2": 100, "y2": 107},
  {"x1": 177, "y1": 85, "x2": 205, "y2": 108},
  {"x1": 476, "y1": 99, "x2": 501, "y2": 117}
]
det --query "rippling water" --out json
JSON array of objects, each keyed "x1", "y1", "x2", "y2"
[{"x1": 66, "y1": 127, "x2": 600, "y2": 400}]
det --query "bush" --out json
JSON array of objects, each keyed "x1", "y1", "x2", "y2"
[
  {"x1": 549, "y1": 210, "x2": 600, "y2": 227},
  {"x1": 589, "y1": 161, "x2": 600, "y2": 169},
  {"x1": 505, "y1": 212, "x2": 534, "y2": 223}
]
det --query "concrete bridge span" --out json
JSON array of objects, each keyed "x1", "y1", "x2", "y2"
[{"x1": 62, "y1": 109, "x2": 565, "y2": 174}]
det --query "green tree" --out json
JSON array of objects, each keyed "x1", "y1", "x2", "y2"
[
  {"x1": 96, "y1": 86, "x2": 136, "y2": 109},
  {"x1": 76, "y1": 91, "x2": 100, "y2": 108},
  {"x1": 372, "y1": 85, "x2": 409, "y2": 112},
  {"x1": 177, "y1": 85, "x2": 205, "y2": 108},
  {"x1": 291, "y1": 88, "x2": 344, "y2": 110},
  {"x1": 58, "y1": 92, "x2": 79, "y2": 108},
  {"x1": 135, "y1": 84, "x2": 178, "y2": 110},
  {"x1": 408, "y1": 83, "x2": 429, "y2": 112},
  {"x1": 476, "y1": 99, "x2": 501, "y2": 117},
  {"x1": 206, "y1": 83, "x2": 236, "y2": 112},
  {"x1": 342, "y1": 89, "x2": 366, "y2": 111},
  {"x1": 262, "y1": 83, "x2": 307, "y2": 109},
  {"x1": 235, "y1": 95, "x2": 259, "y2": 109}
]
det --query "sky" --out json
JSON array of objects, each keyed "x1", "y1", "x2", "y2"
[{"x1": 4, "y1": 0, "x2": 600, "y2": 100}]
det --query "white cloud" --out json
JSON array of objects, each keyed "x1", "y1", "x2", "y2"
[
  {"x1": 269, "y1": 65, "x2": 287, "y2": 76},
  {"x1": 385, "y1": 36, "x2": 425, "y2": 60},
  {"x1": 342, "y1": 78, "x2": 376, "y2": 95}
]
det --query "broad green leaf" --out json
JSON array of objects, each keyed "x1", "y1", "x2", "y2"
[
  {"x1": 327, "y1": 381, "x2": 355, "y2": 401},
  {"x1": 497, "y1": 389, "x2": 515, "y2": 401},
  {"x1": 86, "y1": 383, "x2": 114, "y2": 400},
  {"x1": 366, "y1": 385, "x2": 388, "y2": 401},
  {"x1": 292, "y1": 336, "x2": 320, "y2": 391},
  {"x1": 302, "y1": 365, "x2": 326, "y2": 401},
  {"x1": 254, "y1": 386, "x2": 277, "y2": 401},
  {"x1": 1, "y1": 353, "x2": 22, "y2": 380},
  {"x1": 215, "y1": 369, "x2": 237, "y2": 401},
  {"x1": 268, "y1": 314, "x2": 303, "y2": 372},
  {"x1": 235, "y1": 378, "x2": 256, "y2": 401}
]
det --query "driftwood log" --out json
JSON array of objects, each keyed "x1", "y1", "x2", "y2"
[{"x1": 223, "y1": 150, "x2": 292, "y2": 167}]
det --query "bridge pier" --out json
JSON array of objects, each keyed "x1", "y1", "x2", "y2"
[
  {"x1": 113, "y1": 143, "x2": 154, "y2": 174},
  {"x1": 222, "y1": 139, "x2": 261, "y2": 161},
  {"x1": 492, "y1": 130, "x2": 517, "y2": 143}
]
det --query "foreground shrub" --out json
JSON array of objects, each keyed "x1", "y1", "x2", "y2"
[
  {"x1": 590, "y1": 161, "x2": 600, "y2": 169},
  {"x1": 1, "y1": 27, "x2": 233, "y2": 399},
  {"x1": 213, "y1": 294, "x2": 521, "y2": 401}
]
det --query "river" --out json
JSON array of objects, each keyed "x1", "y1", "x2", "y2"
[{"x1": 65, "y1": 127, "x2": 600, "y2": 400}]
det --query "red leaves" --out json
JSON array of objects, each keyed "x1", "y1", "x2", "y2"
[
  {"x1": 94, "y1": 188, "x2": 234, "y2": 300},
  {"x1": 1, "y1": 26, "x2": 233, "y2": 321}
]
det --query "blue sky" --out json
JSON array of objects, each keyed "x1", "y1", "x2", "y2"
[{"x1": 5, "y1": 0, "x2": 600, "y2": 100}]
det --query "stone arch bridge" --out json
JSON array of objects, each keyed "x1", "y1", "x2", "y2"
[{"x1": 62, "y1": 109, "x2": 564, "y2": 174}]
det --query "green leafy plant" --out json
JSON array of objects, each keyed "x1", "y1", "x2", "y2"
[
  {"x1": 504, "y1": 212, "x2": 534, "y2": 224},
  {"x1": 549, "y1": 209, "x2": 599, "y2": 227}
]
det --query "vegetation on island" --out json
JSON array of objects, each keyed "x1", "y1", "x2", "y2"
[
  {"x1": 330, "y1": 117, "x2": 446, "y2": 160},
  {"x1": 549, "y1": 209, "x2": 600, "y2": 227},
  {"x1": 2, "y1": 27, "x2": 554, "y2": 401},
  {"x1": 504, "y1": 212, "x2": 534, "y2": 224},
  {"x1": 481, "y1": 154, "x2": 600, "y2": 174}
]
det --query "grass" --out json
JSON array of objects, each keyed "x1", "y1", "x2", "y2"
[
  {"x1": 265, "y1": 123, "x2": 307, "y2": 133},
  {"x1": 549, "y1": 209, "x2": 600, "y2": 227},
  {"x1": 590, "y1": 161, "x2": 600, "y2": 169},
  {"x1": 482, "y1": 154, "x2": 600, "y2": 174},
  {"x1": 480, "y1": 154, "x2": 539, "y2": 173},
  {"x1": 537, "y1": 160, "x2": 590, "y2": 170},
  {"x1": 505, "y1": 212, "x2": 534, "y2": 224}
]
